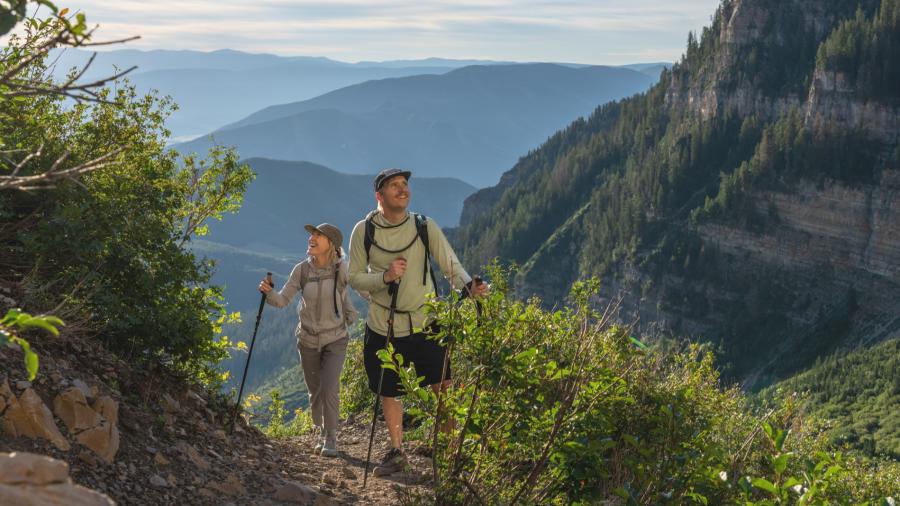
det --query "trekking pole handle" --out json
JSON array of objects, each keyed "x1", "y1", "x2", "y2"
[{"x1": 260, "y1": 272, "x2": 273, "y2": 292}]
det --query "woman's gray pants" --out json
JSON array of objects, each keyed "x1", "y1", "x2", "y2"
[{"x1": 298, "y1": 337, "x2": 348, "y2": 435}]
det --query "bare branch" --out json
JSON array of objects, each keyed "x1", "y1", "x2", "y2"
[
  {"x1": 0, "y1": 147, "x2": 124, "y2": 191},
  {"x1": 4, "y1": 64, "x2": 138, "y2": 103},
  {"x1": 79, "y1": 35, "x2": 141, "y2": 47}
]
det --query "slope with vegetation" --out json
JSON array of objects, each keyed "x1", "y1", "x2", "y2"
[
  {"x1": 761, "y1": 338, "x2": 900, "y2": 460},
  {"x1": 453, "y1": 0, "x2": 900, "y2": 392},
  {"x1": 349, "y1": 266, "x2": 900, "y2": 504}
]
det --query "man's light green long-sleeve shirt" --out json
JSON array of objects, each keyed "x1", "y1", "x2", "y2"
[{"x1": 349, "y1": 211, "x2": 471, "y2": 337}]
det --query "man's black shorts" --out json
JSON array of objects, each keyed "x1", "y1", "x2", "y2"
[{"x1": 363, "y1": 325, "x2": 451, "y2": 398}]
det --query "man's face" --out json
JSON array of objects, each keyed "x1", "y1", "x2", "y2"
[{"x1": 377, "y1": 176, "x2": 410, "y2": 211}]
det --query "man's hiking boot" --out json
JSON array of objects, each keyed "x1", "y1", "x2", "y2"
[
  {"x1": 373, "y1": 447, "x2": 408, "y2": 476},
  {"x1": 321, "y1": 434, "x2": 339, "y2": 458}
]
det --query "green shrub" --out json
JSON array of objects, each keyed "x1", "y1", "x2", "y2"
[
  {"x1": 379, "y1": 265, "x2": 897, "y2": 505},
  {"x1": 1, "y1": 15, "x2": 252, "y2": 386}
]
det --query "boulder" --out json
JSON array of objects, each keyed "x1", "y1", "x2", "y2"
[
  {"x1": 0, "y1": 452, "x2": 114, "y2": 506},
  {"x1": 76, "y1": 419, "x2": 119, "y2": 464},
  {"x1": 0, "y1": 452, "x2": 69, "y2": 485},
  {"x1": 53, "y1": 388, "x2": 100, "y2": 432},
  {"x1": 53, "y1": 390, "x2": 119, "y2": 463},
  {"x1": 4, "y1": 388, "x2": 71, "y2": 451}
]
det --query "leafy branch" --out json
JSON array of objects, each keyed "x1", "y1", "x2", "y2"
[{"x1": 0, "y1": 308, "x2": 63, "y2": 380}]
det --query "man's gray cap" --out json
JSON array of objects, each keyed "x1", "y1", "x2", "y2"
[{"x1": 374, "y1": 168, "x2": 412, "y2": 191}]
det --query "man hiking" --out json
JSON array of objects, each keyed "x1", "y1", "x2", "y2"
[{"x1": 349, "y1": 168, "x2": 488, "y2": 477}]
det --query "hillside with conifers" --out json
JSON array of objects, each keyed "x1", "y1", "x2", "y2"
[
  {"x1": 761, "y1": 338, "x2": 900, "y2": 460},
  {"x1": 455, "y1": 0, "x2": 900, "y2": 393},
  {"x1": 2, "y1": 0, "x2": 900, "y2": 505}
]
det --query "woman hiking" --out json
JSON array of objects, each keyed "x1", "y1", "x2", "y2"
[{"x1": 258, "y1": 223, "x2": 358, "y2": 457}]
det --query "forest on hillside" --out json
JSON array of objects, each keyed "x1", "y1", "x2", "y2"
[{"x1": 453, "y1": 0, "x2": 900, "y2": 401}]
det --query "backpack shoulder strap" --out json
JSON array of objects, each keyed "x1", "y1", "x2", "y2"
[
  {"x1": 363, "y1": 210, "x2": 378, "y2": 262},
  {"x1": 414, "y1": 213, "x2": 439, "y2": 290},
  {"x1": 332, "y1": 262, "x2": 341, "y2": 318}
]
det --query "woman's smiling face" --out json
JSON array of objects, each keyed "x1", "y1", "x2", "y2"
[{"x1": 307, "y1": 230, "x2": 332, "y2": 258}]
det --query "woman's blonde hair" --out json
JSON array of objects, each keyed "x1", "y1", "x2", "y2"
[{"x1": 312, "y1": 238, "x2": 343, "y2": 265}]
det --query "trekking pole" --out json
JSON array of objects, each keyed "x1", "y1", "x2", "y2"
[
  {"x1": 363, "y1": 279, "x2": 400, "y2": 488},
  {"x1": 229, "y1": 272, "x2": 272, "y2": 434}
]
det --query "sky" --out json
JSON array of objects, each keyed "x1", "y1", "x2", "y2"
[{"x1": 14, "y1": 0, "x2": 724, "y2": 65}]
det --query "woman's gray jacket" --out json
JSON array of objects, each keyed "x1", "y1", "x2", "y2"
[{"x1": 265, "y1": 259, "x2": 359, "y2": 350}]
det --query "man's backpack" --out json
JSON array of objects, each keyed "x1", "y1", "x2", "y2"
[
  {"x1": 299, "y1": 261, "x2": 346, "y2": 318},
  {"x1": 363, "y1": 211, "x2": 439, "y2": 291}
]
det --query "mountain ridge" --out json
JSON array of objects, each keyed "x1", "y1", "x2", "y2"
[
  {"x1": 452, "y1": 0, "x2": 900, "y2": 390},
  {"x1": 176, "y1": 63, "x2": 656, "y2": 187}
]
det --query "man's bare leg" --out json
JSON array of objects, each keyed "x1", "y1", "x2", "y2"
[{"x1": 382, "y1": 396, "x2": 404, "y2": 448}]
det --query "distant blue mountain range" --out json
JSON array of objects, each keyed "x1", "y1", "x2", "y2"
[
  {"x1": 177, "y1": 62, "x2": 657, "y2": 187},
  {"x1": 49, "y1": 49, "x2": 473, "y2": 140}
]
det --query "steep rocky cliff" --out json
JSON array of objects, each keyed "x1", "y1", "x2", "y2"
[{"x1": 453, "y1": 0, "x2": 900, "y2": 386}]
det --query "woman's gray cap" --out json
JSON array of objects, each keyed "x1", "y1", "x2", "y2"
[
  {"x1": 374, "y1": 168, "x2": 412, "y2": 191},
  {"x1": 304, "y1": 223, "x2": 343, "y2": 248}
]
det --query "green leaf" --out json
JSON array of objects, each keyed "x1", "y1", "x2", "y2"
[
  {"x1": 17, "y1": 315, "x2": 62, "y2": 336},
  {"x1": 772, "y1": 452, "x2": 791, "y2": 474},
  {"x1": 2, "y1": 308, "x2": 22, "y2": 325},
  {"x1": 513, "y1": 347, "x2": 538, "y2": 362},
  {"x1": 10, "y1": 336, "x2": 39, "y2": 381},
  {"x1": 775, "y1": 428, "x2": 789, "y2": 452},
  {"x1": 751, "y1": 478, "x2": 779, "y2": 495}
]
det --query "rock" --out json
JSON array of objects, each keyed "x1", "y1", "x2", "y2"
[
  {"x1": 93, "y1": 396, "x2": 119, "y2": 427},
  {"x1": 178, "y1": 443, "x2": 210, "y2": 471},
  {"x1": 207, "y1": 473, "x2": 246, "y2": 496},
  {"x1": 186, "y1": 389, "x2": 206, "y2": 407},
  {"x1": 340, "y1": 466, "x2": 357, "y2": 480},
  {"x1": 273, "y1": 480, "x2": 319, "y2": 504},
  {"x1": 16, "y1": 381, "x2": 32, "y2": 391},
  {"x1": 314, "y1": 494, "x2": 337, "y2": 506},
  {"x1": 212, "y1": 429, "x2": 228, "y2": 441},
  {"x1": 198, "y1": 487, "x2": 217, "y2": 499},
  {"x1": 71, "y1": 379, "x2": 93, "y2": 401},
  {"x1": 54, "y1": 392, "x2": 119, "y2": 463},
  {"x1": 77, "y1": 450, "x2": 100, "y2": 468},
  {"x1": 322, "y1": 472, "x2": 339, "y2": 486},
  {"x1": 49, "y1": 372, "x2": 63, "y2": 385},
  {"x1": 0, "y1": 453, "x2": 113, "y2": 506},
  {"x1": 154, "y1": 453, "x2": 170, "y2": 466},
  {"x1": 0, "y1": 452, "x2": 69, "y2": 485},
  {"x1": 161, "y1": 393, "x2": 180, "y2": 414},
  {"x1": 167, "y1": 473, "x2": 177, "y2": 486},
  {"x1": 149, "y1": 474, "x2": 168, "y2": 488},
  {"x1": 4, "y1": 388, "x2": 71, "y2": 451},
  {"x1": 53, "y1": 388, "x2": 100, "y2": 432}
]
